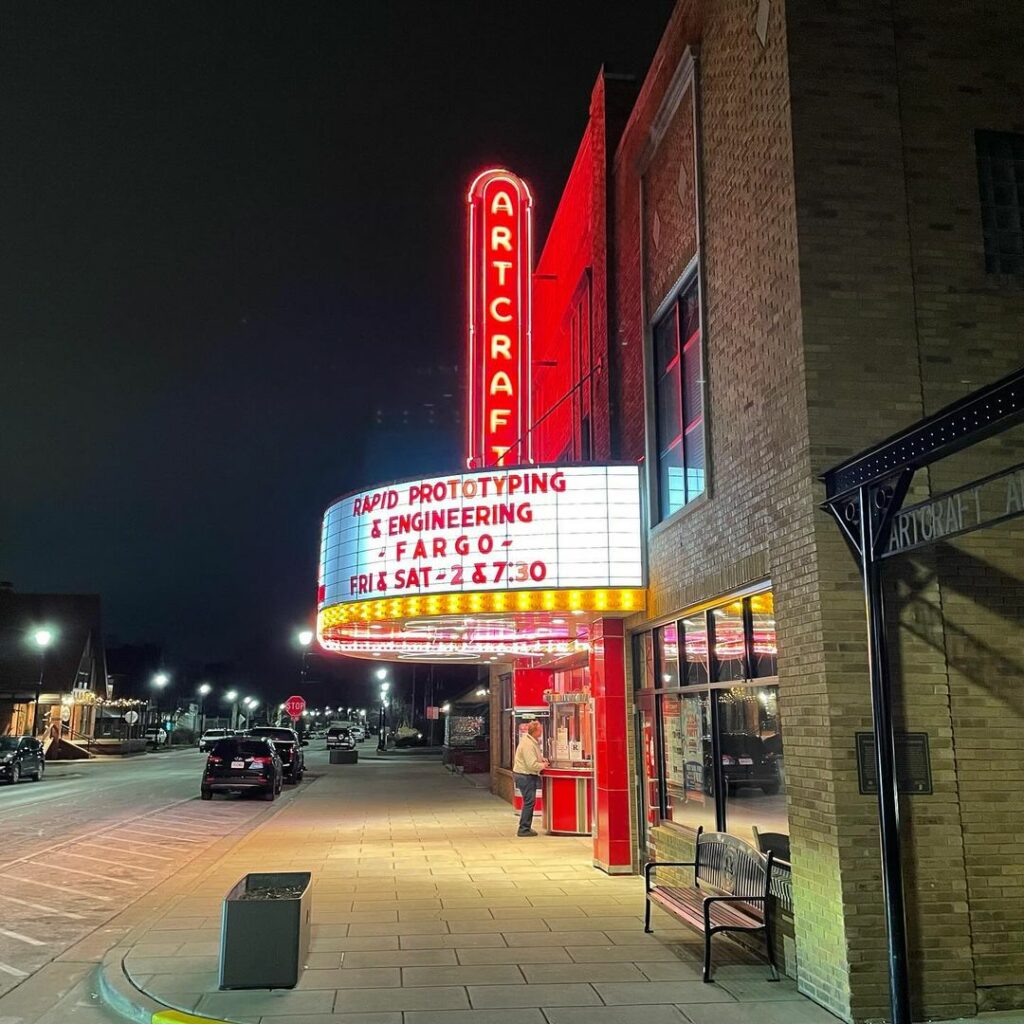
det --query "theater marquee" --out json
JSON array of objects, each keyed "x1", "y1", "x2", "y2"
[{"x1": 316, "y1": 466, "x2": 645, "y2": 655}]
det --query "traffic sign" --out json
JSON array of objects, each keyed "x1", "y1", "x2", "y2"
[
  {"x1": 426, "y1": 706, "x2": 439, "y2": 720},
  {"x1": 285, "y1": 695, "x2": 306, "y2": 720},
  {"x1": 124, "y1": 710, "x2": 139, "y2": 725}
]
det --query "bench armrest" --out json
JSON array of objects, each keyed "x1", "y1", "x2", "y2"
[
  {"x1": 701, "y1": 893, "x2": 766, "y2": 926},
  {"x1": 644, "y1": 860, "x2": 696, "y2": 891}
]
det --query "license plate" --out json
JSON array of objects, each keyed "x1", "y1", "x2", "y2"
[
  {"x1": 738, "y1": 757, "x2": 754, "y2": 765},
  {"x1": 231, "y1": 760, "x2": 244, "y2": 768}
]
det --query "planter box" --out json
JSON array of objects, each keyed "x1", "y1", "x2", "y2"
[
  {"x1": 219, "y1": 871, "x2": 311, "y2": 989},
  {"x1": 329, "y1": 750, "x2": 358, "y2": 764}
]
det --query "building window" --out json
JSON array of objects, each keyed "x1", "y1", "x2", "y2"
[
  {"x1": 976, "y1": 130, "x2": 1024, "y2": 275},
  {"x1": 632, "y1": 589, "x2": 787, "y2": 845},
  {"x1": 652, "y1": 278, "x2": 705, "y2": 520},
  {"x1": 660, "y1": 690, "x2": 715, "y2": 833},
  {"x1": 655, "y1": 623, "x2": 679, "y2": 687}
]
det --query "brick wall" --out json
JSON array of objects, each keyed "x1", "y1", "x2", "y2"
[{"x1": 789, "y1": 0, "x2": 1024, "y2": 1017}]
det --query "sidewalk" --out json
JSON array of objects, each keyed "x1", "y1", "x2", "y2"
[{"x1": 1, "y1": 748, "x2": 840, "y2": 1024}]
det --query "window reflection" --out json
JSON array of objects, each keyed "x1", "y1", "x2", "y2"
[
  {"x1": 660, "y1": 691, "x2": 715, "y2": 833},
  {"x1": 656, "y1": 623, "x2": 679, "y2": 687},
  {"x1": 717, "y1": 685, "x2": 787, "y2": 843},
  {"x1": 681, "y1": 614, "x2": 709, "y2": 685},
  {"x1": 712, "y1": 602, "x2": 746, "y2": 681},
  {"x1": 750, "y1": 592, "x2": 778, "y2": 677}
]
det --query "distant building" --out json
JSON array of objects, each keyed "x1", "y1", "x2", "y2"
[
  {"x1": 358, "y1": 362, "x2": 463, "y2": 485},
  {"x1": 0, "y1": 583, "x2": 107, "y2": 741}
]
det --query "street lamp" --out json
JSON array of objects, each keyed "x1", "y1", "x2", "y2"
[
  {"x1": 197, "y1": 682, "x2": 211, "y2": 735},
  {"x1": 377, "y1": 674, "x2": 390, "y2": 752},
  {"x1": 28, "y1": 628, "x2": 55, "y2": 736},
  {"x1": 224, "y1": 689, "x2": 239, "y2": 730}
]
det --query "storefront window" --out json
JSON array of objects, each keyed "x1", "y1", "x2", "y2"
[
  {"x1": 712, "y1": 601, "x2": 746, "y2": 681},
  {"x1": 681, "y1": 614, "x2": 709, "y2": 685},
  {"x1": 717, "y1": 685, "x2": 786, "y2": 844},
  {"x1": 656, "y1": 623, "x2": 679, "y2": 687},
  {"x1": 499, "y1": 673, "x2": 513, "y2": 769},
  {"x1": 750, "y1": 592, "x2": 778, "y2": 677},
  {"x1": 635, "y1": 589, "x2": 787, "y2": 847},
  {"x1": 637, "y1": 631, "x2": 656, "y2": 690},
  {"x1": 660, "y1": 691, "x2": 715, "y2": 834}
]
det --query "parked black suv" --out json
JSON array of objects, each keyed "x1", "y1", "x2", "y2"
[
  {"x1": 0, "y1": 736, "x2": 44, "y2": 784},
  {"x1": 247, "y1": 726, "x2": 306, "y2": 783},
  {"x1": 201, "y1": 736, "x2": 282, "y2": 800}
]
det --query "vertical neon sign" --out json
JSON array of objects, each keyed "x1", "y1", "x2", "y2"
[{"x1": 467, "y1": 169, "x2": 533, "y2": 468}]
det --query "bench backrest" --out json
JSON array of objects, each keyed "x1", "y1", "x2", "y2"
[{"x1": 695, "y1": 829, "x2": 773, "y2": 903}]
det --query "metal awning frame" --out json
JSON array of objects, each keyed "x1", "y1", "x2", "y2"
[{"x1": 819, "y1": 364, "x2": 1024, "y2": 1024}]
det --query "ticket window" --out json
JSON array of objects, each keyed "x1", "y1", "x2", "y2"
[{"x1": 547, "y1": 698, "x2": 593, "y2": 768}]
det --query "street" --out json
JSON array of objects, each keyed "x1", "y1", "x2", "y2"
[{"x1": 0, "y1": 746, "x2": 308, "y2": 997}]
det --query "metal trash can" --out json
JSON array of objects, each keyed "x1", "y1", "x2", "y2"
[
  {"x1": 329, "y1": 749, "x2": 358, "y2": 764},
  {"x1": 219, "y1": 871, "x2": 311, "y2": 989}
]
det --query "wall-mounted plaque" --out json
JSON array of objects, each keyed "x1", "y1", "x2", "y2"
[{"x1": 856, "y1": 732, "x2": 933, "y2": 795}]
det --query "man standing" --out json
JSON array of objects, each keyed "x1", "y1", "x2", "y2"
[{"x1": 512, "y1": 720, "x2": 547, "y2": 837}]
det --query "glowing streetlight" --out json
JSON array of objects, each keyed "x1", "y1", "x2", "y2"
[
  {"x1": 152, "y1": 672, "x2": 170, "y2": 689},
  {"x1": 198, "y1": 683, "x2": 212, "y2": 696},
  {"x1": 28, "y1": 627, "x2": 56, "y2": 735},
  {"x1": 375, "y1": 667, "x2": 388, "y2": 681},
  {"x1": 297, "y1": 629, "x2": 314, "y2": 647},
  {"x1": 225, "y1": 690, "x2": 238, "y2": 701}
]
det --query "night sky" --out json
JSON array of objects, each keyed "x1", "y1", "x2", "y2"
[{"x1": 2, "y1": 2, "x2": 674, "y2": 699}]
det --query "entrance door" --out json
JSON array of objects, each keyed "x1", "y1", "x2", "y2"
[{"x1": 634, "y1": 691, "x2": 660, "y2": 859}]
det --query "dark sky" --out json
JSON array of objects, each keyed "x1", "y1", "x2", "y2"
[{"x1": 1, "y1": 2, "x2": 673, "y2": 692}]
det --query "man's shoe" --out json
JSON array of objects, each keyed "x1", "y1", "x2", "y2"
[{"x1": 517, "y1": 829, "x2": 538, "y2": 837}]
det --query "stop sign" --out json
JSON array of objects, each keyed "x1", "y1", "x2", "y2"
[{"x1": 285, "y1": 695, "x2": 306, "y2": 720}]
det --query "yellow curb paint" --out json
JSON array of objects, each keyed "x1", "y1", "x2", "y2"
[{"x1": 153, "y1": 1011, "x2": 222, "y2": 1024}]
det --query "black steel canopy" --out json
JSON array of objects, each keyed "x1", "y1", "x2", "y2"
[{"x1": 819, "y1": 363, "x2": 1024, "y2": 1024}]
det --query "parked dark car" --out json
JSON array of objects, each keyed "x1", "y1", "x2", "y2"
[
  {"x1": 0, "y1": 736, "x2": 45, "y2": 784},
  {"x1": 201, "y1": 736, "x2": 282, "y2": 800},
  {"x1": 247, "y1": 726, "x2": 306, "y2": 783},
  {"x1": 326, "y1": 726, "x2": 355, "y2": 750},
  {"x1": 713, "y1": 733, "x2": 781, "y2": 795},
  {"x1": 198, "y1": 727, "x2": 235, "y2": 752}
]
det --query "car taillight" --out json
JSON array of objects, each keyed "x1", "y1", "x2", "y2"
[
  {"x1": 208, "y1": 755, "x2": 223, "y2": 764},
  {"x1": 721, "y1": 754, "x2": 736, "y2": 765}
]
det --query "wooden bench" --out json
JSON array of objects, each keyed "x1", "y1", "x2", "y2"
[{"x1": 644, "y1": 827, "x2": 780, "y2": 983}]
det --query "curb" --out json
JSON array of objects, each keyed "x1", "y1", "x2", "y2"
[{"x1": 96, "y1": 948, "x2": 223, "y2": 1024}]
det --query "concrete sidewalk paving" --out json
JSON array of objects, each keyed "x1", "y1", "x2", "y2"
[{"x1": 101, "y1": 750, "x2": 831, "y2": 1024}]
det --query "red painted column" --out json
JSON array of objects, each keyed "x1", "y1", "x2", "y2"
[{"x1": 589, "y1": 618, "x2": 632, "y2": 873}]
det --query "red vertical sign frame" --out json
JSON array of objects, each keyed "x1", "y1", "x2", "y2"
[{"x1": 467, "y1": 169, "x2": 533, "y2": 468}]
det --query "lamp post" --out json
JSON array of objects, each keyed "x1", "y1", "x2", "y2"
[
  {"x1": 225, "y1": 689, "x2": 239, "y2": 731},
  {"x1": 296, "y1": 628, "x2": 314, "y2": 686},
  {"x1": 376, "y1": 669, "x2": 390, "y2": 753},
  {"x1": 197, "y1": 683, "x2": 211, "y2": 735},
  {"x1": 151, "y1": 672, "x2": 170, "y2": 744},
  {"x1": 28, "y1": 628, "x2": 55, "y2": 737}
]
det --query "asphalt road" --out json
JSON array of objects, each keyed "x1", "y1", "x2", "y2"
[{"x1": 0, "y1": 746, "x2": 312, "y2": 997}]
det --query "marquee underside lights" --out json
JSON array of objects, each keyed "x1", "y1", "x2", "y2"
[
  {"x1": 467, "y1": 168, "x2": 533, "y2": 468},
  {"x1": 316, "y1": 598, "x2": 646, "y2": 663},
  {"x1": 320, "y1": 586, "x2": 646, "y2": 627}
]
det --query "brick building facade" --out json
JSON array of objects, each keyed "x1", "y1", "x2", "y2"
[{"x1": 510, "y1": 1, "x2": 1024, "y2": 1020}]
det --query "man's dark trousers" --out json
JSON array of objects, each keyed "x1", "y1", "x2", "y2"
[{"x1": 514, "y1": 772, "x2": 540, "y2": 833}]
